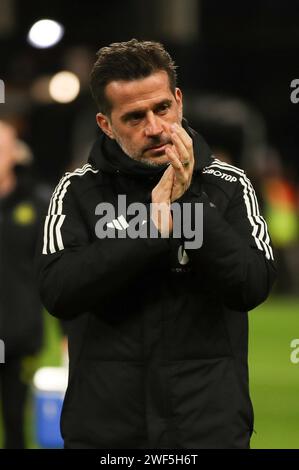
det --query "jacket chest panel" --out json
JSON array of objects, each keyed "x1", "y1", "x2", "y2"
[{"x1": 202, "y1": 181, "x2": 234, "y2": 215}]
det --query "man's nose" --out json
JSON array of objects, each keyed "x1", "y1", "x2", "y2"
[{"x1": 144, "y1": 113, "x2": 163, "y2": 137}]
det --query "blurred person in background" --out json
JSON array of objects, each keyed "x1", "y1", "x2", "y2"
[
  {"x1": 258, "y1": 148, "x2": 299, "y2": 294},
  {"x1": 36, "y1": 39, "x2": 276, "y2": 449},
  {"x1": 0, "y1": 120, "x2": 45, "y2": 448}
]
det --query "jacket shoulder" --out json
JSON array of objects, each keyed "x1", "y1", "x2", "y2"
[
  {"x1": 56, "y1": 163, "x2": 100, "y2": 193},
  {"x1": 201, "y1": 157, "x2": 248, "y2": 204},
  {"x1": 202, "y1": 157, "x2": 245, "y2": 183},
  {"x1": 63, "y1": 163, "x2": 99, "y2": 182},
  {"x1": 46, "y1": 163, "x2": 100, "y2": 214}
]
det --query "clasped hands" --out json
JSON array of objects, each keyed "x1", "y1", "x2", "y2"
[{"x1": 151, "y1": 123, "x2": 195, "y2": 235}]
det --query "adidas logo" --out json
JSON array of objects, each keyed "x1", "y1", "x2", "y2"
[
  {"x1": 107, "y1": 215, "x2": 129, "y2": 230},
  {"x1": 107, "y1": 215, "x2": 147, "y2": 230}
]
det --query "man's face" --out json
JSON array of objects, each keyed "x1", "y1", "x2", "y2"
[{"x1": 96, "y1": 71, "x2": 183, "y2": 166}]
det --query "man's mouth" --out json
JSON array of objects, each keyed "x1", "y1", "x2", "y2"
[{"x1": 145, "y1": 142, "x2": 170, "y2": 155}]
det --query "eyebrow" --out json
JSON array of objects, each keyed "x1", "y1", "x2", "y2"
[{"x1": 120, "y1": 99, "x2": 173, "y2": 122}]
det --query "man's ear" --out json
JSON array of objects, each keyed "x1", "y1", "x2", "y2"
[
  {"x1": 96, "y1": 113, "x2": 114, "y2": 139},
  {"x1": 175, "y1": 88, "x2": 183, "y2": 121},
  {"x1": 175, "y1": 87, "x2": 182, "y2": 103}
]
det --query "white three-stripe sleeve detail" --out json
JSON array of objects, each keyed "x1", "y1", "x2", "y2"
[
  {"x1": 49, "y1": 214, "x2": 58, "y2": 254},
  {"x1": 42, "y1": 215, "x2": 50, "y2": 255},
  {"x1": 48, "y1": 165, "x2": 89, "y2": 215},
  {"x1": 238, "y1": 178, "x2": 271, "y2": 260},
  {"x1": 42, "y1": 165, "x2": 98, "y2": 254},
  {"x1": 240, "y1": 174, "x2": 273, "y2": 260},
  {"x1": 55, "y1": 215, "x2": 66, "y2": 251},
  {"x1": 205, "y1": 161, "x2": 274, "y2": 260},
  {"x1": 57, "y1": 180, "x2": 71, "y2": 215}
]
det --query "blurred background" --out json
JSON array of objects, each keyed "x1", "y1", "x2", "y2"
[{"x1": 0, "y1": 0, "x2": 299, "y2": 449}]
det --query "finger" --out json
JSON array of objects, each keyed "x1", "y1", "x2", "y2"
[
  {"x1": 167, "y1": 143, "x2": 193, "y2": 180},
  {"x1": 152, "y1": 165, "x2": 174, "y2": 203},
  {"x1": 158, "y1": 164, "x2": 175, "y2": 191},
  {"x1": 171, "y1": 123, "x2": 193, "y2": 151},
  {"x1": 161, "y1": 164, "x2": 174, "y2": 184},
  {"x1": 166, "y1": 146, "x2": 186, "y2": 182},
  {"x1": 171, "y1": 123, "x2": 194, "y2": 164},
  {"x1": 170, "y1": 131, "x2": 189, "y2": 163}
]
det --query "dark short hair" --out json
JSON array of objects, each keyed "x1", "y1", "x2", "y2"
[{"x1": 90, "y1": 39, "x2": 178, "y2": 116}]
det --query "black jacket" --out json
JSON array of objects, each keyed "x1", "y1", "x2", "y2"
[
  {"x1": 0, "y1": 169, "x2": 46, "y2": 357},
  {"x1": 36, "y1": 121, "x2": 276, "y2": 449}
]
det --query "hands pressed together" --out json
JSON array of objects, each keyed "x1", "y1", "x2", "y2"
[{"x1": 151, "y1": 123, "x2": 195, "y2": 235}]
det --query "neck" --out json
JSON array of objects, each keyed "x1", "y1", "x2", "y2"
[{"x1": 0, "y1": 171, "x2": 17, "y2": 198}]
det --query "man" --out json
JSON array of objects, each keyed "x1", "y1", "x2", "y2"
[
  {"x1": 36, "y1": 39, "x2": 276, "y2": 449},
  {"x1": 0, "y1": 121, "x2": 44, "y2": 448}
]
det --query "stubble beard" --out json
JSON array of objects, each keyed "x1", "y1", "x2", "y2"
[{"x1": 113, "y1": 134, "x2": 168, "y2": 168}]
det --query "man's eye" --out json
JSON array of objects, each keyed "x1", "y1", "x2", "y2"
[
  {"x1": 130, "y1": 114, "x2": 143, "y2": 121},
  {"x1": 157, "y1": 104, "x2": 170, "y2": 113}
]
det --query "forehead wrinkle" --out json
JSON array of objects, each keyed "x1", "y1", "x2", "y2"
[
  {"x1": 108, "y1": 88, "x2": 170, "y2": 110},
  {"x1": 105, "y1": 71, "x2": 173, "y2": 113}
]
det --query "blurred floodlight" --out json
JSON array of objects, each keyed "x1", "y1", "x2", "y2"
[
  {"x1": 27, "y1": 19, "x2": 64, "y2": 49},
  {"x1": 49, "y1": 71, "x2": 80, "y2": 103}
]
